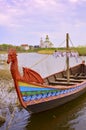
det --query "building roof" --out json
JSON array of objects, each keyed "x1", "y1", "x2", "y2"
[{"x1": 21, "y1": 44, "x2": 29, "y2": 46}]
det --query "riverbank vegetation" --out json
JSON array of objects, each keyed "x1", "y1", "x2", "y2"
[
  {"x1": 0, "y1": 69, "x2": 12, "y2": 80},
  {"x1": 37, "y1": 47, "x2": 86, "y2": 56},
  {"x1": 0, "y1": 44, "x2": 86, "y2": 56}
]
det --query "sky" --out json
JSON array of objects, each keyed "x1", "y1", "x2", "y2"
[{"x1": 0, "y1": 0, "x2": 86, "y2": 47}]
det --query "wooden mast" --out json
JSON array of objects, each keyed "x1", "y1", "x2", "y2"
[{"x1": 66, "y1": 33, "x2": 70, "y2": 84}]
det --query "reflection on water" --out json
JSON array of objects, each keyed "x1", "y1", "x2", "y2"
[
  {"x1": 27, "y1": 93, "x2": 86, "y2": 130},
  {"x1": 0, "y1": 108, "x2": 30, "y2": 130},
  {"x1": 1, "y1": 94, "x2": 86, "y2": 130}
]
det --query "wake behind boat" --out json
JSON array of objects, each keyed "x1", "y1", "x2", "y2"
[{"x1": 7, "y1": 33, "x2": 86, "y2": 114}]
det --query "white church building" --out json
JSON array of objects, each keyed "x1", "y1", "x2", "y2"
[{"x1": 40, "y1": 35, "x2": 54, "y2": 48}]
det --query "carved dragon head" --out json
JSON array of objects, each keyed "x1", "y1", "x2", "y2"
[{"x1": 7, "y1": 48, "x2": 17, "y2": 64}]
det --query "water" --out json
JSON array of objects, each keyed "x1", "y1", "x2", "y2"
[
  {"x1": 17, "y1": 53, "x2": 83, "y2": 78},
  {"x1": 27, "y1": 93, "x2": 86, "y2": 130},
  {"x1": 1, "y1": 53, "x2": 86, "y2": 130}
]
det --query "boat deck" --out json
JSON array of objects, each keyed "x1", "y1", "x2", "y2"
[
  {"x1": 44, "y1": 63, "x2": 86, "y2": 87},
  {"x1": 44, "y1": 74, "x2": 85, "y2": 86}
]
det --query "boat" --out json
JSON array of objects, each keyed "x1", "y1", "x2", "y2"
[{"x1": 7, "y1": 33, "x2": 86, "y2": 114}]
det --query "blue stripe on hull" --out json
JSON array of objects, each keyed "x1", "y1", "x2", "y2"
[
  {"x1": 20, "y1": 86, "x2": 56, "y2": 92},
  {"x1": 22, "y1": 85, "x2": 83, "y2": 102}
]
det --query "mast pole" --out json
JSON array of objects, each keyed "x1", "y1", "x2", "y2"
[{"x1": 66, "y1": 33, "x2": 70, "y2": 84}]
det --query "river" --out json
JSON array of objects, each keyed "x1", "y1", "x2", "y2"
[
  {"x1": 1, "y1": 53, "x2": 86, "y2": 130},
  {"x1": 18, "y1": 53, "x2": 84, "y2": 78}
]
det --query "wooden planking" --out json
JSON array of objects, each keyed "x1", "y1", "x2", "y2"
[
  {"x1": 55, "y1": 77, "x2": 84, "y2": 83},
  {"x1": 49, "y1": 80, "x2": 76, "y2": 86}
]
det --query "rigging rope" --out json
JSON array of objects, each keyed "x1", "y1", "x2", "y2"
[
  {"x1": 69, "y1": 36, "x2": 83, "y2": 62},
  {"x1": 23, "y1": 39, "x2": 65, "y2": 69},
  {"x1": 69, "y1": 36, "x2": 75, "y2": 47},
  {"x1": 29, "y1": 37, "x2": 71, "y2": 69},
  {"x1": 53, "y1": 36, "x2": 82, "y2": 70},
  {"x1": 30, "y1": 54, "x2": 50, "y2": 68},
  {"x1": 57, "y1": 40, "x2": 65, "y2": 47}
]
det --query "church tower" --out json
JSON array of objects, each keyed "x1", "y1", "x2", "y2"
[
  {"x1": 45, "y1": 35, "x2": 49, "y2": 42},
  {"x1": 40, "y1": 37, "x2": 44, "y2": 48}
]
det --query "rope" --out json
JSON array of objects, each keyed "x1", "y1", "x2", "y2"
[
  {"x1": 57, "y1": 40, "x2": 65, "y2": 47},
  {"x1": 69, "y1": 36, "x2": 75, "y2": 47},
  {"x1": 30, "y1": 54, "x2": 50, "y2": 68},
  {"x1": 54, "y1": 36, "x2": 82, "y2": 70},
  {"x1": 28, "y1": 39, "x2": 67, "y2": 68},
  {"x1": 69, "y1": 36, "x2": 83, "y2": 62},
  {"x1": 19, "y1": 40, "x2": 66, "y2": 69}
]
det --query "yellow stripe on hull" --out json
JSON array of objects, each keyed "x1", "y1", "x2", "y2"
[{"x1": 18, "y1": 81, "x2": 42, "y2": 88}]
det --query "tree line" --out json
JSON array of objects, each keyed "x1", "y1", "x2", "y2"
[{"x1": 0, "y1": 44, "x2": 26, "y2": 52}]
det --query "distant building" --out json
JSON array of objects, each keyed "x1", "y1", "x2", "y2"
[
  {"x1": 40, "y1": 38, "x2": 44, "y2": 48},
  {"x1": 21, "y1": 44, "x2": 29, "y2": 50},
  {"x1": 40, "y1": 35, "x2": 54, "y2": 48},
  {"x1": 34, "y1": 45, "x2": 40, "y2": 48}
]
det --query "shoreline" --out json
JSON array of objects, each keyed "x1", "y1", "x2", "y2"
[
  {"x1": 0, "y1": 65, "x2": 21, "y2": 125},
  {"x1": 0, "y1": 46, "x2": 86, "y2": 56}
]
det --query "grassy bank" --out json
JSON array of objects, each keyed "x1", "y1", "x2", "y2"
[
  {"x1": 0, "y1": 46, "x2": 86, "y2": 55},
  {"x1": 0, "y1": 51, "x2": 7, "y2": 54},
  {"x1": 37, "y1": 47, "x2": 86, "y2": 56},
  {"x1": 75, "y1": 47, "x2": 86, "y2": 56},
  {"x1": 0, "y1": 69, "x2": 12, "y2": 80}
]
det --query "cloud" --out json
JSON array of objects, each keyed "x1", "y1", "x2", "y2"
[
  {"x1": 69, "y1": 0, "x2": 86, "y2": 3},
  {"x1": 0, "y1": 0, "x2": 86, "y2": 46},
  {"x1": 0, "y1": 0, "x2": 66, "y2": 27},
  {"x1": 69, "y1": 0, "x2": 79, "y2": 2}
]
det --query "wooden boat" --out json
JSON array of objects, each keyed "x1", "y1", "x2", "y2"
[{"x1": 7, "y1": 33, "x2": 86, "y2": 114}]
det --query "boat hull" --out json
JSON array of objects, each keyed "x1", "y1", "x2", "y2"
[
  {"x1": 26, "y1": 83, "x2": 86, "y2": 113},
  {"x1": 12, "y1": 63, "x2": 86, "y2": 114}
]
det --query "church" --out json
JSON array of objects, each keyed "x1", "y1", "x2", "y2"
[{"x1": 40, "y1": 35, "x2": 54, "y2": 48}]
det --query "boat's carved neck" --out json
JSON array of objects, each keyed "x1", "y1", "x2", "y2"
[
  {"x1": 11, "y1": 57, "x2": 21, "y2": 81},
  {"x1": 7, "y1": 49, "x2": 21, "y2": 82}
]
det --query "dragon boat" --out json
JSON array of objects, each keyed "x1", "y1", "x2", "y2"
[{"x1": 7, "y1": 33, "x2": 86, "y2": 114}]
